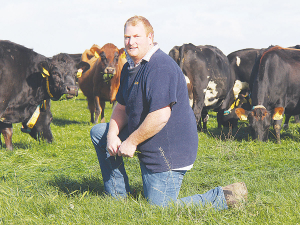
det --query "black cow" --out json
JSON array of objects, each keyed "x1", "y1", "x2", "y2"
[
  {"x1": 222, "y1": 48, "x2": 261, "y2": 123},
  {"x1": 0, "y1": 41, "x2": 89, "y2": 150},
  {"x1": 234, "y1": 46, "x2": 300, "y2": 143},
  {"x1": 226, "y1": 47, "x2": 300, "y2": 130},
  {"x1": 169, "y1": 43, "x2": 235, "y2": 130}
]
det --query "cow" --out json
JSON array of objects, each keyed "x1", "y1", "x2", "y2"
[
  {"x1": 221, "y1": 48, "x2": 261, "y2": 125},
  {"x1": 0, "y1": 99, "x2": 53, "y2": 150},
  {"x1": 78, "y1": 43, "x2": 127, "y2": 124},
  {"x1": 169, "y1": 43, "x2": 235, "y2": 130},
  {"x1": 233, "y1": 46, "x2": 300, "y2": 143},
  {"x1": 0, "y1": 41, "x2": 90, "y2": 150},
  {"x1": 225, "y1": 47, "x2": 300, "y2": 130}
]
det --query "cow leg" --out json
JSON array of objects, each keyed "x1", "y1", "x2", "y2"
[
  {"x1": 87, "y1": 97, "x2": 95, "y2": 123},
  {"x1": 193, "y1": 100, "x2": 205, "y2": 131},
  {"x1": 100, "y1": 101, "x2": 106, "y2": 123},
  {"x1": 2, "y1": 127, "x2": 13, "y2": 151},
  {"x1": 274, "y1": 120, "x2": 282, "y2": 144},
  {"x1": 201, "y1": 109, "x2": 209, "y2": 130},
  {"x1": 217, "y1": 110, "x2": 223, "y2": 129},
  {"x1": 283, "y1": 114, "x2": 292, "y2": 130},
  {"x1": 94, "y1": 96, "x2": 101, "y2": 124}
]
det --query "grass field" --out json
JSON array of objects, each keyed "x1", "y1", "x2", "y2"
[{"x1": 0, "y1": 92, "x2": 299, "y2": 224}]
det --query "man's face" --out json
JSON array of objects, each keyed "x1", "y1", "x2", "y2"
[{"x1": 124, "y1": 22, "x2": 153, "y2": 65}]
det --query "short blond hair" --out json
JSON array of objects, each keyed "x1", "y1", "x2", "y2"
[{"x1": 124, "y1": 15, "x2": 154, "y2": 37}]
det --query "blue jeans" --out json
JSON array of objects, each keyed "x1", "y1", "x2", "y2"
[{"x1": 90, "y1": 123, "x2": 228, "y2": 209}]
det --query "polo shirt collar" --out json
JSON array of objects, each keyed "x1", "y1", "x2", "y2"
[{"x1": 126, "y1": 43, "x2": 159, "y2": 68}]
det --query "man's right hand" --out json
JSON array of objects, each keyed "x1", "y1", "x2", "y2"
[{"x1": 106, "y1": 135, "x2": 122, "y2": 156}]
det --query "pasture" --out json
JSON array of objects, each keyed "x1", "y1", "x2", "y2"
[{"x1": 0, "y1": 92, "x2": 299, "y2": 224}]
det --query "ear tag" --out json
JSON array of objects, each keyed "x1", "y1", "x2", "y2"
[
  {"x1": 42, "y1": 68, "x2": 50, "y2": 78},
  {"x1": 273, "y1": 112, "x2": 283, "y2": 120},
  {"x1": 121, "y1": 52, "x2": 126, "y2": 59},
  {"x1": 94, "y1": 52, "x2": 100, "y2": 58},
  {"x1": 77, "y1": 69, "x2": 83, "y2": 78},
  {"x1": 240, "y1": 115, "x2": 248, "y2": 120},
  {"x1": 230, "y1": 102, "x2": 235, "y2": 109}
]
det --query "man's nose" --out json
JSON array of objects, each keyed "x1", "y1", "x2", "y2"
[{"x1": 129, "y1": 37, "x2": 135, "y2": 45}]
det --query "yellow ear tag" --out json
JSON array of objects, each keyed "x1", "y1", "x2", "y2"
[
  {"x1": 121, "y1": 52, "x2": 126, "y2": 59},
  {"x1": 42, "y1": 68, "x2": 50, "y2": 78},
  {"x1": 94, "y1": 52, "x2": 100, "y2": 58},
  {"x1": 273, "y1": 111, "x2": 283, "y2": 120},
  {"x1": 230, "y1": 102, "x2": 235, "y2": 109},
  {"x1": 240, "y1": 114, "x2": 248, "y2": 120},
  {"x1": 77, "y1": 69, "x2": 83, "y2": 78},
  {"x1": 27, "y1": 104, "x2": 41, "y2": 129}
]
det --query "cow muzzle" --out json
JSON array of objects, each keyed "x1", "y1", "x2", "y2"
[
  {"x1": 104, "y1": 67, "x2": 116, "y2": 75},
  {"x1": 65, "y1": 85, "x2": 79, "y2": 97}
]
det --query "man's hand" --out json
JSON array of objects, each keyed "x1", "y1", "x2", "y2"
[
  {"x1": 106, "y1": 135, "x2": 122, "y2": 156},
  {"x1": 117, "y1": 139, "x2": 137, "y2": 158}
]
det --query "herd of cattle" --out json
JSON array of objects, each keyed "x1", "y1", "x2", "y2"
[{"x1": 1, "y1": 40, "x2": 300, "y2": 150}]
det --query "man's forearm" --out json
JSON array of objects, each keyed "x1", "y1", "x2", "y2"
[
  {"x1": 126, "y1": 106, "x2": 171, "y2": 146},
  {"x1": 107, "y1": 103, "x2": 128, "y2": 137}
]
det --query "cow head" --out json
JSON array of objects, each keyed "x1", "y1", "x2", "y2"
[
  {"x1": 38, "y1": 61, "x2": 69, "y2": 101},
  {"x1": 234, "y1": 106, "x2": 284, "y2": 141},
  {"x1": 96, "y1": 43, "x2": 120, "y2": 83},
  {"x1": 169, "y1": 46, "x2": 180, "y2": 64},
  {"x1": 50, "y1": 54, "x2": 90, "y2": 99}
]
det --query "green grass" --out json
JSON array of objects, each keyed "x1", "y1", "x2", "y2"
[{"x1": 0, "y1": 93, "x2": 299, "y2": 224}]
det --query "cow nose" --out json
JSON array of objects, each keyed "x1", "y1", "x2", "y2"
[
  {"x1": 105, "y1": 67, "x2": 115, "y2": 74},
  {"x1": 66, "y1": 85, "x2": 79, "y2": 97}
]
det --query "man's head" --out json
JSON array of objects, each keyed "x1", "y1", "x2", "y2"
[{"x1": 124, "y1": 16, "x2": 154, "y2": 65}]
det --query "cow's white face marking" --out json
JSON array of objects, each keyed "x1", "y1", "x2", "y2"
[
  {"x1": 236, "y1": 56, "x2": 241, "y2": 66},
  {"x1": 203, "y1": 81, "x2": 218, "y2": 106},
  {"x1": 233, "y1": 80, "x2": 249, "y2": 98}
]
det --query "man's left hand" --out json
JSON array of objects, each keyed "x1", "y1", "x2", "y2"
[{"x1": 117, "y1": 139, "x2": 137, "y2": 158}]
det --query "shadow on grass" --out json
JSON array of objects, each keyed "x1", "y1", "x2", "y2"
[
  {"x1": 204, "y1": 122, "x2": 253, "y2": 142},
  {"x1": 48, "y1": 175, "x2": 105, "y2": 196},
  {"x1": 47, "y1": 175, "x2": 144, "y2": 199},
  {"x1": 52, "y1": 118, "x2": 85, "y2": 126}
]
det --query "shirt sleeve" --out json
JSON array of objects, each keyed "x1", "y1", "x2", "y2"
[
  {"x1": 116, "y1": 67, "x2": 127, "y2": 106},
  {"x1": 146, "y1": 64, "x2": 178, "y2": 113}
]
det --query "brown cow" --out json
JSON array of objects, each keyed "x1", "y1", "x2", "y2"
[{"x1": 78, "y1": 43, "x2": 127, "y2": 123}]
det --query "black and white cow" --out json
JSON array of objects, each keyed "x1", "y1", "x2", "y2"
[
  {"x1": 226, "y1": 46, "x2": 300, "y2": 131},
  {"x1": 169, "y1": 43, "x2": 236, "y2": 130},
  {"x1": 222, "y1": 48, "x2": 261, "y2": 123},
  {"x1": 0, "y1": 41, "x2": 89, "y2": 150},
  {"x1": 234, "y1": 46, "x2": 300, "y2": 143}
]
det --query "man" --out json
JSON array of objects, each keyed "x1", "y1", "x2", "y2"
[{"x1": 90, "y1": 15, "x2": 248, "y2": 208}]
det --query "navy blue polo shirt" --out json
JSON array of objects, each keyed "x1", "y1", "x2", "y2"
[{"x1": 116, "y1": 49, "x2": 198, "y2": 173}]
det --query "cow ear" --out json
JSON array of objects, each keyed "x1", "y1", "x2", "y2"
[
  {"x1": 90, "y1": 44, "x2": 101, "y2": 58},
  {"x1": 38, "y1": 61, "x2": 51, "y2": 77},
  {"x1": 77, "y1": 61, "x2": 90, "y2": 73},
  {"x1": 235, "y1": 108, "x2": 249, "y2": 120},
  {"x1": 273, "y1": 107, "x2": 284, "y2": 120},
  {"x1": 119, "y1": 48, "x2": 126, "y2": 58}
]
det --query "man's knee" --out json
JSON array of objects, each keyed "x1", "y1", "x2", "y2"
[{"x1": 90, "y1": 123, "x2": 109, "y2": 143}]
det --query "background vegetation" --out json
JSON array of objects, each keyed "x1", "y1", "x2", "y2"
[{"x1": 0, "y1": 92, "x2": 299, "y2": 224}]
